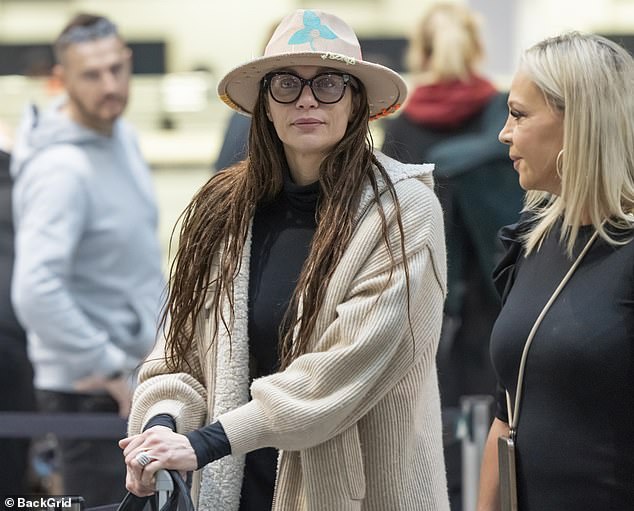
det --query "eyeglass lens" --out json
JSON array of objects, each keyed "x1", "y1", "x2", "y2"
[{"x1": 268, "y1": 73, "x2": 348, "y2": 104}]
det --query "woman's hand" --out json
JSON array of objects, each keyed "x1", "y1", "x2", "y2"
[
  {"x1": 476, "y1": 418, "x2": 509, "y2": 511},
  {"x1": 119, "y1": 426, "x2": 198, "y2": 496}
]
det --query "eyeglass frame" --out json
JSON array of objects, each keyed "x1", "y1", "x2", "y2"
[{"x1": 262, "y1": 71, "x2": 357, "y2": 105}]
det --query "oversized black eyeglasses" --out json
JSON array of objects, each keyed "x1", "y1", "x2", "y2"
[{"x1": 262, "y1": 72, "x2": 354, "y2": 104}]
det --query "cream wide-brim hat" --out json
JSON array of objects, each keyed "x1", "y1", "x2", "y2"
[{"x1": 217, "y1": 9, "x2": 408, "y2": 121}]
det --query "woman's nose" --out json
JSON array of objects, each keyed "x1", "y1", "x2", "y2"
[
  {"x1": 296, "y1": 84, "x2": 318, "y2": 108},
  {"x1": 499, "y1": 120, "x2": 512, "y2": 145}
]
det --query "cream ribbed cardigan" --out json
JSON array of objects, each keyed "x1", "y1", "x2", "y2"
[{"x1": 128, "y1": 152, "x2": 450, "y2": 511}]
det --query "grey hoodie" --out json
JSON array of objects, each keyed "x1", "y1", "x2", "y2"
[{"x1": 11, "y1": 100, "x2": 165, "y2": 392}]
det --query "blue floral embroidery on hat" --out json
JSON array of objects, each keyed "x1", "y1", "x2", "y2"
[{"x1": 288, "y1": 10, "x2": 338, "y2": 51}]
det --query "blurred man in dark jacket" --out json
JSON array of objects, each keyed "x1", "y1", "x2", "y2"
[{"x1": 0, "y1": 138, "x2": 36, "y2": 496}]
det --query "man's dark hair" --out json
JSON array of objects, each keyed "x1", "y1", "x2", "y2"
[{"x1": 53, "y1": 14, "x2": 121, "y2": 63}]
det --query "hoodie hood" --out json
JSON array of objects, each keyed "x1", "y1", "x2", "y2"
[
  {"x1": 11, "y1": 98, "x2": 110, "y2": 180},
  {"x1": 403, "y1": 75, "x2": 497, "y2": 130},
  {"x1": 354, "y1": 150, "x2": 434, "y2": 223}
]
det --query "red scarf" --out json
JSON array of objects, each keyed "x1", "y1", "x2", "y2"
[{"x1": 403, "y1": 75, "x2": 497, "y2": 129}]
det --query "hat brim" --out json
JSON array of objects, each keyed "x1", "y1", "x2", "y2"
[{"x1": 217, "y1": 52, "x2": 408, "y2": 121}]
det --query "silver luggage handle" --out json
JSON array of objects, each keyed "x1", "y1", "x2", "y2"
[{"x1": 155, "y1": 469, "x2": 175, "y2": 508}]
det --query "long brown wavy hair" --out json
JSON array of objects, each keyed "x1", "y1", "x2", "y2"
[{"x1": 161, "y1": 78, "x2": 411, "y2": 372}]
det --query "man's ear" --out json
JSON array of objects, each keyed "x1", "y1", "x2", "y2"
[
  {"x1": 52, "y1": 64, "x2": 65, "y2": 86},
  {"x1": 124, "y1": 47, "x2": 133, "y2": 63}
]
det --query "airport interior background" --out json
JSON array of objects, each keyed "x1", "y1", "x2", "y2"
[
  {"x1": 1, "y1": 0, "x2": 633, "y2": 506},
  {"x1": 1, "y1": 0, "x2": 633, "y2": 269}
]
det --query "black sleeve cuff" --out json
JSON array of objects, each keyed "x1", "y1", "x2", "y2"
[
  {"x1": 143, "y1": 414, "x2": 177, "y2": 432},
  {"x1": 185, "y1": 421, "x2": 232, "y2": 469}
]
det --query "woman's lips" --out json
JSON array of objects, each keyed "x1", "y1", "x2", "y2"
[
  {"x1": 511, "y1": 156, "x2": 521, "y2": 170},
  {"x1": 293, "y1": 118, "x2": 324, "y2": 126}
]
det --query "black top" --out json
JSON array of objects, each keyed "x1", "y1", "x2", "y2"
[
  {"x1": 490, "y1": 219, "x2": 634, "y2": 510},
  {"x1": 248, "y1": 171, "x2": 319, "y2": 379},
  {"x1": 183, "y1": 172, "x2": 319, "y2": 511},
  {"x1": 236, "y1": 172, "x2": 318, "y2": 511}
]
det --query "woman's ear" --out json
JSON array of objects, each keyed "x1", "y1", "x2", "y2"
[
  {"x1": 349, "y1": 91, "x2": 361, "y2": 122},
  {"x1": 264, "y1": 102, "x2": 273, "y2": 122}
]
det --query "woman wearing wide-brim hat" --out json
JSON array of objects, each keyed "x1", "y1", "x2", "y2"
[{"x1": 121, "y1": 9, "x2": 450, "y2": 511}]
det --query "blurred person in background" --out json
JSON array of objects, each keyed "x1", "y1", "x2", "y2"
[
  {"x1": 121, "y1": 9, "x2": 450, "y2": 511},
  {"x1": 478, "y1": 32, "x2": 634, "y2": 511},
  {"x1": 214, "y1": 112, "x2": 250, "y2": 172},
  {"x1": 213, "y1": 20, "x2": 280, "y2": 173},
  {"x1": 0, "y1": 122, "x2": 36, "y2": 496},
  {"x1": 10, "y1": 14, "x2": 164, "y2": 506},
  {"x1": 381, "y1": 5, "x2": 524, "y2": 507}
]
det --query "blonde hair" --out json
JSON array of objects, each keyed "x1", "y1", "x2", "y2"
[
  {"x1": 408, "y1": 2, "x2": 484, "y2": 81},
  {"x1": 520, "y1": 32, "x2": 634, "y2": 256}
]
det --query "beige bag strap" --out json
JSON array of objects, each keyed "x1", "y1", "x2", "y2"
[{"x1": 506, "y1": 229, "x2": 599, "y2": 435}]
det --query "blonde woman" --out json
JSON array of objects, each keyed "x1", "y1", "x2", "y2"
[
  {"x1": 478, "y1": 32, "x2": 634, "y2": 510},
  {"x1": 383, "y1": 2, "x2": 499, "y2": 141},
  {"x1": 120, "y1": 9, "x2": 450, "y2": 511}
]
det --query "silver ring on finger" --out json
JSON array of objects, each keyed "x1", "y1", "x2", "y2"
[{"x1": 135, "y1": 451, "x2": 157, "y2": 467}]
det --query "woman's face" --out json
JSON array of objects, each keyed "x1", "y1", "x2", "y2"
[
  {"x1": 265, "y1": 65, "x2": 355, "y2": 168},
  {"x1": 499, "y1": 70, "x2": 564, "y2": 195}
]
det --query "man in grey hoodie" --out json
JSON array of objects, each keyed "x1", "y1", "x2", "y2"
[{"x1": 10, "y1": 14, "x2": 164, "y2": 505}]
